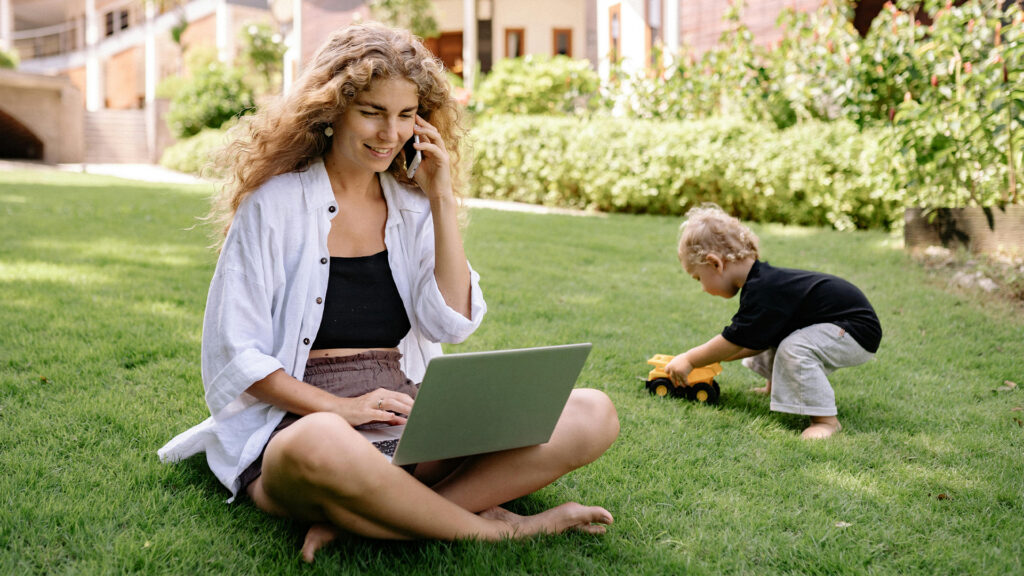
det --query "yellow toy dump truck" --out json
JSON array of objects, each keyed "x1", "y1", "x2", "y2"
[{"x1": 644, "y1": 354, "x2": 723, "y2": 403}]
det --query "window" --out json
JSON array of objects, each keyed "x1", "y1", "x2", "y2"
[
  {"x1": 104, "y1": 11, "x2": 115, "y2": 37},
  {"x1": 505, "y1": 28, "x2": 524, "y2": 58},
  {"x1": 553, "y1": 28, "x2": 572, "y2": 57},
  {"x1": 120, "y1": 9, "x2": 130, "y2": 31},
  {"x1": 608, "y1": 4, "x2": 621, "y2": 62}
]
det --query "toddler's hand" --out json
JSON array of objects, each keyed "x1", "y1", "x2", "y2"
[{"x1": 664, "y1": 354, "x2": 693, "y2": 387}]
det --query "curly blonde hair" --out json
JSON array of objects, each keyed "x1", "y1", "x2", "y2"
[
  {"x1": 678, "y1": 203, "x2": 760, "y2": 272},
  {"x1": 209, "y1": 22, "x2": 465, "y2": 240}
]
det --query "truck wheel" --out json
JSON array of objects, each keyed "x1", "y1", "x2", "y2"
[
  {"x1": 692, "y1": 382, "x2": 719, "y2": 404},
  {"x1": 646, "y1": 378, "x2": 673, "y2": 397}
]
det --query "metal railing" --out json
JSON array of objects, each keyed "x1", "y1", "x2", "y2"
[{"x1": 12, "y1": 21, "x2": 79, "y2": 59}]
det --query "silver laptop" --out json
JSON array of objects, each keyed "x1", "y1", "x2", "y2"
[{"x1": 358, "y1": 343, "x2": 592, "y2": 466}]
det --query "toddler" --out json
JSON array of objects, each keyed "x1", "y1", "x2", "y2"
[{"x1": 665, "y1": 204, "x2": 881, "y2": 439}]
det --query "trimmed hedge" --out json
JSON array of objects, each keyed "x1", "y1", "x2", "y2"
[
  {"x1": 159, "y1": 127, "x2": 229, "y2": 180},
  {"x1": 468, "y1": 115, "x2": 901, "y2": 230}
]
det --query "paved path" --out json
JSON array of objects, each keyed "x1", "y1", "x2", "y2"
[{"x1": 0, "y1": 160, "x2": 599, "y2": 217}]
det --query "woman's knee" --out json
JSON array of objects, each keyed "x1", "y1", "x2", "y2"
[
  {"x1": 561, "y1": 389, "x2": 619, "y2": 460},
  {"x1": 264, "y1": 412, "x2": 379, "y2": 496}
]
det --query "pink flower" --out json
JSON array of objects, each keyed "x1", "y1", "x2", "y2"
[{"x1": 453, "y1": 86, "x2": 471, "y2": 107}]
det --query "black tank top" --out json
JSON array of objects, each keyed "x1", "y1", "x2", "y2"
[{"x1": 311, "y1": 250, "x2": 411, "y2": 350}]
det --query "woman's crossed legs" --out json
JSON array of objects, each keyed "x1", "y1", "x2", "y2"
[{"x1": 247, "y1": 388, "x2": 619, "y2": 561}]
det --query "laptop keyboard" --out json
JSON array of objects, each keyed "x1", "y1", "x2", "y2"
[{"x1": 373, "y1": 439, "x2": 399, "y2": 458}]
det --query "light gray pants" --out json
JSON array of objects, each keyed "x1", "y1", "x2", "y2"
[{"x1": 742, "y1": 323, "x2": 875, "y2": 417}]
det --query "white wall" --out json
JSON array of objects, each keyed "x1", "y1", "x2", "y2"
[
  {"x1": 433, "y1": 0, "x2": 464, "y2": 31},
  {"x1": 595, "y1": 0, "x2": 646, "y2": 79},
  {"x1": 491, "y1": 0, "x2": 585, "y2": 59},
  {"x1": 434, "y1": 0, "x2": 586, "y2": 61}
]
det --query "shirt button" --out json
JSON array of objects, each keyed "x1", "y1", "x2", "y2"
[
  {"x1": 320, "y1": 257, "x2": 328, "y2": 264},
  {"x1": 303, "y1": 338, "x2": 310, "y2": 345},
  {"x1": 328, "y1": 206, "x2": 336, "y2": 213},
  {"x1": 316, "y1": 297, "x2": 323, "y2": 304}
]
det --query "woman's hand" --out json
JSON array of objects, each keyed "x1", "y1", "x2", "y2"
[
  {"x1": 336, "y1": 388, "x2": 415, "y2": 427},
  {"x1": 411, "y1": 114, "x2": 473, "y2": 318},
  {"x1": 410, "y1": 115, "x2": 454, "y2": 204}
]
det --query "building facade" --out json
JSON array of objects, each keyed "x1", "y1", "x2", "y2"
[{"x1": 2, "y1": 0, "x2": 887, "y2": 163}]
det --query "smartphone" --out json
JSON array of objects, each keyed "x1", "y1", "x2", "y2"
[{"x1": 403, "y1": 134, "x2": 421, "y2": 179}]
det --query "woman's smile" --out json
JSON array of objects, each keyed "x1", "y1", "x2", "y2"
[{"x1": 365, "y1": 144, "x2": 396, "y2": 159}]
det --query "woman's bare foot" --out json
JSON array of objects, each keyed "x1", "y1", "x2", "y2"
[
  {"x1": 750, "y1": 380, "x2": 772, "y2": 395},
  {"x1": 481, "y1": 503, "x2": 613, "y2": 537},
  {"x1": 298, "y1": 504, "x2": 611, "y2": 559},
  {"x1": 301, "y1": 523, "x2": 341, "y2": 563},
  {"x1": 801, "y1": 416, "x2": 841, "y2": 439}
]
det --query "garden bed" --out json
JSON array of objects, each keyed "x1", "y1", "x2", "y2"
[{"x1": 911, "y1": 244, "x2": 1024, "y2": 304}]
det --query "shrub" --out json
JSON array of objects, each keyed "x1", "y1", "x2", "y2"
[
  {"x1": 159, "y1": 127, "x2": 230, "y2": 179},
  {"x1": 473, "y1": 55, "x2": 600, "y2": 116},
  {"x1": 238, "y1": 22, "x2": 286, "y2": 94},
  {"x1": 469, "y1": 115, "x2": 900, "y2": 230},
  {"x1": 597, "y1": 0, "x2": 1021, "y2": 211},
  {"x1": 0, "y1": 48, "x2": 18, "y2": 69},
  {"x1": 166, "y1": 58, "x2": 254, "y2": 139},
  {"x1": 155, "y1": 74, "x2": 187, "y2": 100},
  {"x1": 888, "y1": 0, "x2": 1023, "y2": 207}
]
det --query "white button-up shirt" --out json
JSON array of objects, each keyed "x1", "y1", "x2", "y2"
[{"x1": 158, "y1": 160, "x2": 486, "y2": 500}]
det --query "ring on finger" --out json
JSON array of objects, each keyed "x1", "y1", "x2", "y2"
[{"x1": 377, "y1": 398, "x2": 383, "y2": 410}]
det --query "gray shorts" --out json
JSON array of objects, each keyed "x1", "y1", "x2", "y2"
[
  {"x1": 743, "y1": 323, "x2": 875, "y2": 417},
  {"x1": 237, "y1": 350, "x2": 419, "y2": 492}
]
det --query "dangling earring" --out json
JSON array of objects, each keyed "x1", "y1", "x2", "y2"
[{"x1": 324, "y1": 125, "x2": 334, "y2": 137}]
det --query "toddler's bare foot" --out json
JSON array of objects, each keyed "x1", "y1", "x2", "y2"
[
  {"x1": 801, "y1": 416, "x2": 841, "y2": 439},
  {"x1": 301, "y1": 523, "x2": 340, "y2": 563},
  {"x1": 750, "y1": 380, "x2": 772, "y2": 395},
  {"x1": 481, "y1": 503, "x2": 613, "y2": 537}
]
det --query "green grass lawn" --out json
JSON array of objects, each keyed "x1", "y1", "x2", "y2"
[{"x1": 1, "y1": 169, "x2": 1022, "y2": 575}]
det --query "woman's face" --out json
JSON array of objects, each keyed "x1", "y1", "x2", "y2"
[{"x1": 331, "y1": 77, "x2": 419, "y2": 176}]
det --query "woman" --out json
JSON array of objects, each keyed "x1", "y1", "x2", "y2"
[{"x1": 158, "y1": 22, "x2": 619, "y2": 561}]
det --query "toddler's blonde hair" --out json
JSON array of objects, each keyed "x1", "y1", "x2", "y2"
[{"x1": 678, "y1": 203, "x2": 760, "y2": 272}]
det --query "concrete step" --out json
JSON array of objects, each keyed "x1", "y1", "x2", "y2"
[{"x1": 84, "y1": 109, "x2": 149, "y2": 164}]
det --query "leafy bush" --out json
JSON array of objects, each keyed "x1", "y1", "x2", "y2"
[
  {"x1": 155, "y1": 74, "x2": 187, "y2": 100},
  {"x1": 888, "y1": 0, "x2": 1023, "y2": 207},
  {"x1": 598, "y1": 0, "x2": 1021, "y2": 210},
  {"x1": 604, "y1": 4, "x2": 801, "y2": 128},
  {"x1": 166, "y1": 58, "x2": 254, "y2": 139},
  {"x1": 238, "y1": 22, "x2": 286, "y2": 94},
  {"x1": 369, "y1": 0, "x2": 439, "y2": 39},
  {"x1": 473, "y1": 55, "x2": 600, "y2": 116},
  {"x1": 469, "y1": 115, "x2": 900, "y2": 230},
  {"x1": 0, "y1": 48, "x2": 18, "y2": 69},
  {"x1": 159, "y1": 127, "x2": 230, "y2": 179}
]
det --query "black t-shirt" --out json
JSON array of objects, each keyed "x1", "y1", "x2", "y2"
[{"x1": 722, "y1": 260, "x2": 882, "y2": 353}]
